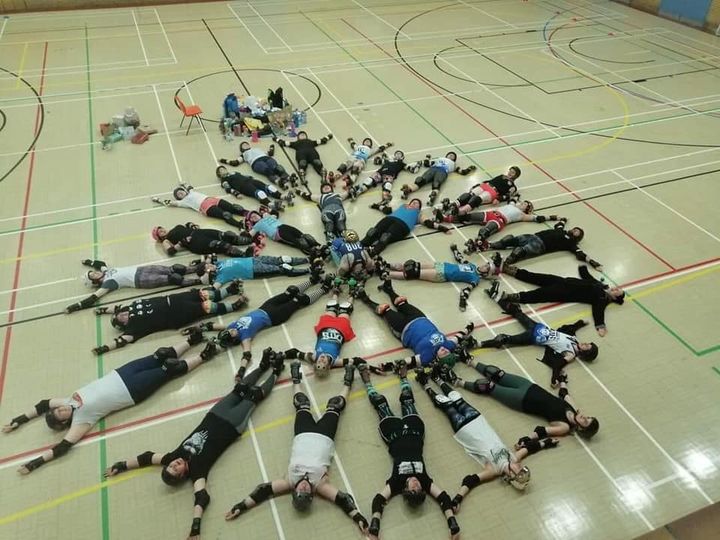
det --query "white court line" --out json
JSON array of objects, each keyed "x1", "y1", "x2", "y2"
[
  {"x1": 152, "y1": 84, "x2": 184, "y2": 182},
  {"x1": 457, "y1": 0, "x2": 518, "y2": 29},
  {"x1": 227, "y1": 3, "x2": 269, "y2": 54},
  {"x1": 348, "y1": 0, "x2": 411, "y2": 40},
  {"x1": 153, "y1": 8, "x2": 177, "y2": 64},
  {"x1": 644, "y1": 473, "x2": 683, "y2": 491},
  {"x1": 131, "y1": 10, "x2": 149, "y2": 66},
  {"x1": 246, "y1": 2, "x2": 294, "y2": 52},
  {"x1": 612, "y1": 170, "x2": 720, "y2": 243},
  {"x1": 0, "y1": 17, "x2": 10, "y2": 42},
  {"x1": 438, "y1": 55, "x2": 563, "y2": 139}
]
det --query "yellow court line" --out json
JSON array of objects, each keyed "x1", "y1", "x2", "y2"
[
  {"x1": 16, "y1": 43, "x2": 29, "y2": 90},
  {"x1": 0, "y1": 378, "x2": 400, "y2": 526},
  {"x1": 0, "y1": 233, "x2": 147, "y2": 265}
]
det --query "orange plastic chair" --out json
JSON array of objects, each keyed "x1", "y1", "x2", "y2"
[{"x1": 174, "y1": 96, "x2": 205, "y2": 135}]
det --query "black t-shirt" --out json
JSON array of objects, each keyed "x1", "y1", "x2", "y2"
[
  {"x1": 288, "y1": 139, "x2": 320, "y2": 159},
  {"x1": 161, "y1": 412, "x2": 239, "y2": 481},
  {"x1": 378, "y1": 159, "x2": 406, "y2": 179},
  {"x1": 380, "y1": 415, "x2": 433, "y2": 495},
  {"x1": 487, "y1": 175, "x2": 517, "y2": 199},
  {"x1": 536, "y1": 228, "x2": 581, "y2": 256},
  {"x1": 226, "y1": 172, "x2": 255, "y2": 188},
  {"x1": 521, "y1": 384, "x2": 575, "y2": 423},
  {"x1": 122, "y1": 297, "x2": 173, "y2": 339},
  {"x1": 166, "y1": 225, "x2": 192, "y2": 245}
]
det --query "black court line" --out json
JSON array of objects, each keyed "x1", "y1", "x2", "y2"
[
  {"x1": 567, "y1": 36, "x2": 655, "y2": 65},
  {"x1": 2, "y1": 166, "x2": 718, "y2": 331},
  {"x1": 202, "y1": 18, "x2": 250, "y2": 95}
]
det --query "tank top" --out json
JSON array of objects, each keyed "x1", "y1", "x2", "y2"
[
  {"x1": 68, "y1": 370, "x2": 135, "y2": 426},
  {"x1": 454, "y1": 416, "x2": 512, "y2": 475},
  {"x1": 177, "y1": 190, "x2": 206, "y2": 212},
  {"x1": 532, "y1": 324, "x2": 577, "y2": 356}
]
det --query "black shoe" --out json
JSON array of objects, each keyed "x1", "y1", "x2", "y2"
[
  {"x1": 415, "y1": 368, "x2": 429, "y2": 386},
  {"x1": 290, "y1": 360, "x2": 302, "y2": 384},
  {"x1": 200, "y1": 341, "x2": 218, "y2": 361},
  {"x1": 272, "y1": 353, "x2": 285, "y2": 376},
  {"x1": 485, "y1": 281, "x2": 500, "y2": 300},
  {"x1": 343, "y1": 364, "x2": 355, "y2": 387}
]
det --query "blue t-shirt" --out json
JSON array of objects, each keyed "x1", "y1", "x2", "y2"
[
  {"x1": 351, "y1": 144, "x2": 372, "y2": 161},
  {"x1": 216, "y1": 258, "x2": 255, "y2": 283},
  {"x1": 315, "y1": 327, "x2": 345, "y2": 363},
  {"x1": 401, "y1": 317, "x2": 456, "y2": 365},
  {"x1": 391, "y1": 206, "x2": 420, "y2": 231},
  {"x1": 252, "y1": 215, "x2": 281, "y2": 239},
  {"x1": 442, "y1": 262, "x2": 480, "y2": 285},
  {"x1": 330, "y1": 239, "x2": 365, "y2": 266},
  {"x1": 227, "y1": 310, "x2": 272, "y2": 342}
]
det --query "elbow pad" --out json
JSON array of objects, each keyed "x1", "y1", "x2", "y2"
[
  {"x1": 535, "y1": 215, "x2": 547, "y2": 223},
  {"x1": 136, "y1": 451, "x2": 155, "y2": 467},
  {"x1": 437, "y1": 491, "x2": 453, "y2": 512},
  {"x1": 371, "y1": 493, "x2": 387, "y2": 515},
  {"x1": 167, "y1": 246, "x2": 178, "y2": 256},
  {"x1": 558, "y1": 387, "x2": 569, "y2": 399},
  {"x1": 114, "y1": 336, "x2": 129, "y2": 348},
  {"x1": 334, "y1": 491, "x2": 357, "y2": 514},
  {"x1": 52, "y1": 439, "x2": 73, "y2": 458},
  {"x1": 533, "y1": 426, "x2": 548, "y2": 438},
  {"x1": 194, "y1": 489, "x2": 211, "y2": 510},
  {"x1": 35, "y1": 399, "x2": 51, "y2": 415},
  {"x1": 250, "y1": 482, "x2": 274, "y2": 503}
]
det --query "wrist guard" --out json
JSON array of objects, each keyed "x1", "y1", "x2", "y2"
[
  {"x1": 79, "y1": 294, "x2": 99, "y2": 309},
  {"x1": 230, "y1": 500, "x2": 248, "y2": 516},
  {"x1": 25, "y1": 456, "x2": 45, "y2": 471},
  {"x1": 93, "y1": 345, "x2": 110, "y2": 355},
  {"x1": 448, "y1": 516, "x2": 460, "y2": 534},
  {"x1": 11, "y1": 414, "x2": 30, "y2": 426},
  {"x1": 353, "y1": 512, "x2": 369, "y2": 528},
  {"x1": 300, "y1": 192, "x2": 312, "y2": 201},
  {"x1": 451, "y1": 494, "x2": 463, "y2": 508},
  {"x1": 189, "y1": 517, "x2": 201, "y2": 537},
  {"x1": 369, "y1": 517, "x2": 381, "y2": 536},
  {"x1": 242, "y1": 351, "x2": 252, "y2": 362},
  {"x1": 522, "y1": 437, "x2": 543, "y2": 455},
  {"x1": 110, "y1": 461, "x2": 128, "y2": 474}
]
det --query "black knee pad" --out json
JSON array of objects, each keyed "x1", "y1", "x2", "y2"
[
  {"x1": 231, "y1": 204, "x2": 245, "y2": 214},
  {"x1": 171, "y1": 264, "x2": 187, "y2": 274},
  {"x1": 153, "y1": 346, "x2": 178, "y2": 360},
  {"x1": 209, "y1": 240, "x2": 230, "y2": 252},
  {"x1": 483, "y1": 364, "x2": 505, "y2": 382},
  {"x1": 472, "y1": 379, "x2": 494, "y2": 394},
  {"x1": 168, "y1": 273, "x2": 184, "y2": 286},
  {"x1": 293, "y1": 392, "x2": 311, "y2": 411},
  {"x1": 403, "y1": 259, "x2": 421, "y2": 279},
  {"x1": 326, "y1": 395, "x2": 346, "y2": 414},
  {"x1": 468, "y1": 195, "x2": 482, "y2": 208},
  {"x1": 249, "y1": 386, "x2": 265, "y2": 404},
  {"x1": 325, "y1": 299, "x2": 339, "y2": 315},
  {"x1": 221, "y1": 230, "x2": 239, "y2": 243},
  {"x1": 163, "y1": 358, "x2": 189, "y2": 376},
  {"x1": 298, "y1": 233, "x2": 318, "y2": 251},
  {"x1": 222, "y1": 211, "x2": 234, "y2": 222},
  {"x1": 456, "y1": 193, "x2": 471, "y2": 205},
  {"x1": 298, "y1": 159, "x2": 308, "y2": 170},
  {"x1": 399, "y1": 388, "x2": 414, "y2": 405},
  {"x1": 338, "y1": 301, "x2": 353, "y2": 315},
  {"x1": 506, "y1": 247, "x2": 525, "y2": 264}
]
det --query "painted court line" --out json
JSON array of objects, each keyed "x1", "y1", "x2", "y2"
[
  {"x1": 153, "y1": 8, "x2": 177, "y2": 64},
  {"x1": 246, "y1": 2, "x2": 294, "y2": 51},
  {"x1": 131, "y1": 9, "x2": 149, "y2": 66},
  {"x1": 227, "y1": 3, "x2": 269, "y2": 54},
  {"x1": 349, "y1": 0, "x2": 411, "y2": 40}
]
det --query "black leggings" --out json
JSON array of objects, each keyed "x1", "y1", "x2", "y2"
[
  {"x1": 294, "y1": 408, "x2": 340, "y2": 439},
  {"x1": 514, "y1": 269, "x2": 571, "y2": 303},
  {"x1": 440, "y1": 396, "x2": 481, "y2": 434},
  {"x1": 277, "y1": 224, "x2": 320, "y2": 255},
  {"x1": 210, "y1": 368, "x2": 277, "y2": 434},
  {"x1": 500, "y1": 307, "x2": 538, "y2": 346},
  {"x1": 383, "y1": 301, "x2": 425, "y2": 338},
  {"x1": 259, "y1": 292, "x2": 311, "y2": 325},
  {"x1": 115, "y1": 355, "x2": 179, "y2": 403},
  {"x1": 227, "y1": 175, "x2": 280, "y2": 201},
  {"x1": 297, "y1": 149, "x2": 323, "y2": 175},
  {"x1": 206, "y1": 199, "x2": 245, "y2": 228},
  {"x1": 361, "y1": 216, "x2": 410, "y2": 254}
]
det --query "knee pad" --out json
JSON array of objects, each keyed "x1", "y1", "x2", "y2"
[
  {"x1": 299, "y1": 233, "x2": 318, "y2": 251},
  {"x1": 433, "y1": 393, "x2": 452, "y2": 409},
  {"x1": 378, "y1": 232, "x2": 393, "y2": 247},
  {"x1": 163, "y1": 358, "x2": 189, "y2": 376},
  {"x1": 249, "y1": 386, "x2": 265, "y2": 404},
  {"x1": 171, "y1": 264, "x2": 187, "y2": 274},
  {"x1": 473, "y1": 379, "x2": 495, "y2": 394},
  {"x1": 468, "y1": 195, "x2": 482, "y2": 208},
  {"x1": 221, "y1": 211, "x2": 234, "y2": 222},
  {"x1": 399, "y1": 388, "x2": 414, "y2": 405},
  {"x1": 168, "y1": 273, "x2": 184, "y2": 286},
  {"x1": 153, "y1": 346, "x2": 178, "y2": 360},
  {"x1": 403, "y1": 259, "x2": 421, "y2": 279},
  {"x1": 298, "y1": 159, "x2": 308, "y2": 170},
  {"x1": 337, "y1": 163, "x2": 348, "y2": 174},
  {"x1": 326, "y1": 395, "x2": 346, "y2": 414},
  {"x1": 311, "y1": 159, "x2": 323, "y2": 169},
  {"x1": 483, "y1": 364, "x2": 505, "y2": 382},
  {"x1": 293, "y1": 392, "x2": 311, "y2": 411},
  {"x1": 256, "y1": 191, "x2": 270, "y2": 204},
  {"x1": 209, "y1": 240, "x2": 230, "y2": 252},
  {"x1": 325, "y1": 299, "x2": 339, "y2": 315},
  {"x1": 506, "y1": 247, "x2": 525, "y2": 264},
  {"x1": 338, "y1": 301, "x2": 353, "y2": 315},
  {"x1": 446, "y1": 391, "x2": 463, "y2": 404}
]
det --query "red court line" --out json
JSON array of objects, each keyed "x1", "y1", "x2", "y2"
[
  {"x1": 0, "y1": 42, "x2": 48, "y2": 404},
  {"x1": 3, "y1": 254, "x2": 717, "y2": 467},
  {"x1": 342, "y1": 20, "x2": 676, "y2": 271}
]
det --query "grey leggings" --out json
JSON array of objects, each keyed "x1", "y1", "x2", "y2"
[
  {"x1": 415, "y1": 167, "x2": 448, "y2": 189},
  {"x1": 473, "y1": 361, "x2": 532, "y2": 411},
  {"x1": 210, "y1": 368, "x2": 277, "y2": 434},
  {"x1": 253, "y1": 255, "x2": 308, "y2": 277},
  {"x1": 490, "y1": 234, "x2": 545, "y2": 263}
]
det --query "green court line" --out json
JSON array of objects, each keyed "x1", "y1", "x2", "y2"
[
  {"x1": 713, "y1": 367, "x2": 720, "y2": 377},
  {"x1": 698, "y1": 344, "x2": 720, "y2": 357},
  {"x1": 84, "y1": 26, "x2": 110, "y2": 540}
]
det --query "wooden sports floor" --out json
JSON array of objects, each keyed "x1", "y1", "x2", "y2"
[{"x1": 0, "y1": 0, "x2": 719, "y2": 539}]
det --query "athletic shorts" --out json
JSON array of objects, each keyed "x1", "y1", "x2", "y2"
[
  {"x1": 314, "y1": 314, "x2": 355, "y2": 342},
  {"x1": 200, "y1": 197, "x2": 220, "y2": 215}
]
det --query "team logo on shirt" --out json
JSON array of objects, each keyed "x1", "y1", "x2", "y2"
[
  {"x1": 397, "y1": 461, "x2": 424, "y2": 475},
  {"x1": 231, "y1": 316, "x2": 253, "y2": 330},
  {"x1": 319, "y1": 328, "x2": 343, "y2": 343},
  {"x1": 429, "y1": 333, "x2": 444, "y2": 346},
  {"x1": 533, "y1": 326, "x2": 556, "y2": 344},
  {"x1": 182, "y1": 430, "x2": 209, "y2": 456}
]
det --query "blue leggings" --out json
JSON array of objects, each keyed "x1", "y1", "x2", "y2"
[
  {"x1": 115, "y1": 355, "x2": 175, "y2": 404},
  {"x1": 251, "y1": 157, "x2": 286, "y2": 180}
]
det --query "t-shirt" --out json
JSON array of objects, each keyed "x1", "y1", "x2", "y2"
[
  {"x1": 318, "y1": 193, "x2": 344, "y2": 212},
  {"x1": 161, "y1": 413, "x2": 239, "y2": 481},
  {"x1": 314, "y1": 314, "x2": 355, "y2": 362},
  {"x1": 227, "y1": 310, "x2": 273, "y2": 342},
  {"x1": 487, "y1": 175, "x2": 517, "y2": 199},
  {"x1": 101, "y1": 266, "x2": 138, "y2": 291},
  {"x1": 251, "y1": 215, "x2": 281, "y2": 239},
  {"x1": 431, "y1": 157, "x2": 455, "y2": 173},
  {"x1": 401, "y1": 318, "x2": 457, "y2": 365},
  {"x1": 521, "y1": 384, "x2": 575, "y2": 423},
  {"x1": 175, "y1": 190, "x2": 207, "y2": 212},
  {"x1": 498, "y1": 204, "x2": 525, "y2": 224},
  {"x1": 165, "y1": 225, "x2": 193, "y2": 246},
  {"x1": 439, "y1": 262, "x2": 480, "y2": 285},
  {"x1": 216, "y1": 258, "x2": 255, "y2": 282},
  {"x1": 381, "y1": 416, "x2": 433, "y2": 495},
  {"x1": 531, "y1": 324, "x2": 577, "y2": 356},
  {"x1": 287, "y1": 432, "x2": 335, "y2": 486},
  {"x1": 68, "y1": 370, "x2": 134, "y2": 427},
  {"x1": 454, "y1": 415, "x2": 512, "y2": 475},
  {"x1": 351, "y1": 144, "x2": 372, "y2": 161},
  {"x1": 123, "y1": 297, "x2": 174, "y2": 338},
  {"x1": 378, "y1": 159, "x2": 405, "y2": 179},
  {"x1": 242, "y1": 148, "x2": 266, "y2": 166},
  {"x1": 390, "y1": 206, "x2": 420, "y2": 231},
  {"x1": 536, "y1": 228, "x2": 582, "y2": 257}
]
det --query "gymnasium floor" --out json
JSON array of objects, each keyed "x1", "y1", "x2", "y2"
[{"x1": 0, "y1": 0, "x2": 719, "y2": 539}]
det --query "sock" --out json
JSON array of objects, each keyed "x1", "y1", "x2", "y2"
[
  {"x1": 399, "y1": 378, "x2": 411, "y2": 393},
  {"x1": 305, "y1": 286, "x2": 327, "y2": 304},
  {"x1": 295, "y1": 278, "x2": 313, "y2": 294},
  {"x1": 366, "y1": 382, "x2": 377, "y2": 396}
]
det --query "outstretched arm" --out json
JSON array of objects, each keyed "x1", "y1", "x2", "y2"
[
  {"x1": 284, "y1": 348, "x2": 315, "y2": 364},
  {"x1": 225, "y1": 479, "x2": 291, "y2": 520},
  {"x1": 188, "y1": 478, "x2": 212, "y2": 540},
  {"x1": 92, "y1": 334, "x2": 135, "y2": 355},
  {"x1": 430, "y1": 483, "x2": 461, "y2": 540},
  {"x1": 318, "y1": 133, "x2": 333, "y2": 145},
  {"x1": 18, "y1": 423, "x2": 91, "y2": 474},
  {"x1": 316, "y1": 483, "x2": 369, "y2": 533},
  {"x1": 454, "y1": 165, "x2": 476, "y2": 176},
  {"x1": 104, "y1": 450, "x2": 165, "y2": 477},
  {"x1": 161, "y1": 239, "x2": 184, "y2": 256},
  {"x1": 524, "y1": 213, "x2": 562, "y2": 223},
  {"x1": 66, "y1": 288, "x2": 110, "y2": 313},
  {"x1": 368, "y1": 484, "x2": 392, "y2": 540},
  {"x1": 3, "y1": 398, "x2": 65, "y2": 433}
]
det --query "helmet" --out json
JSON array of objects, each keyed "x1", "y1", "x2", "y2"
[
  {"x1": 173, "y1": 187, "x2": 187, "y2": 200},
  {"x1": 437, "y1": 352, "x2": 458, "y2": 368},
  {"x1": 446, "y1": 151, "x2": 458, "y2": 161},
  {"x1": 151, "y1": 226, "x2": 163, "y2": 242},
  {"x1": 292, "y1": 475, "x2": 314, "y2": 511},
  {"x1": 576, "y1": 417, "x2": 600, "y2": 439},
  {"x1": 393, "y1": 150, "x2": 405, "y2": 161},
  {"x1": 506, "y1": 465, "x2": 531, "y2": 491},
  {"x1": 217, "y1": 330, "x2": 236, "y2": 348},
  {"x1": 343, "y1": 229, "x2": 360, "y2": 243}
]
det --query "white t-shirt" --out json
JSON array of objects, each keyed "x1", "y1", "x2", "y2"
[
  {"x1": 67, "y1": 370, "x2": 135, "y2": 427},
  {"x1": 287, "y1": 432, "x2": 335, "y2": 486},
  {"x1": 534, "y1": 325, "x2": 577, "y2": 356},
  {"x1": 498, "y1": 204, "x2": 524, "y2": 224},
  {"x1": 242, "y1": 148, "x2": 266, "y2": 166},
  {"x1": 432, "y1": 157, "x2": 456, "y2": 173},
  {"x1": 454, "y1": 416, "x2": 512, "y2": 475},
  {"x1": 176, "y1": 190, "x2": 206, "y2": 212},
  {"x1": 101, "y1": 266, "x2": 138, "y2": 290}
]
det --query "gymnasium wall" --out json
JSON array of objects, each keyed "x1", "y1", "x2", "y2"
[
  {"x1": 612, "y1": 0, "x2": 720, "y2": 34},
  {"x1": 0, "y1": 0, "x2": 216, "y2": 13}
]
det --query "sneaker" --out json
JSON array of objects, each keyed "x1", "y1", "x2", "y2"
[
  {"x1": 290, "y1": 360, "x2": 302, "y2": 384},
  {"x1": 343, "y1": 364, "x2": 355, "y2": 387},
  {"x1": 200, "y1": 341, "x2": 218, "y2": 361}
]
